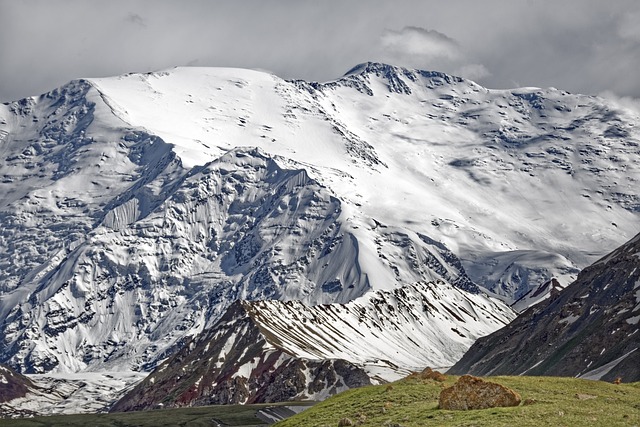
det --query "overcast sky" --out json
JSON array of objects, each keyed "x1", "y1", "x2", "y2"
[{"x1": 2, "y1": 0, "x2": 640, "y2": 104}]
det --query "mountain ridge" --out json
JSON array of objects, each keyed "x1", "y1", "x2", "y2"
[
  {"x1": 449, "y1": 232, "x2": 640, "y2": 381},
  {"x1": 0, "y1": 62, "x2": 638, "y2": 379},
  {"x1": 111, "y1": 280, "x2": 514, "y2": 410}
]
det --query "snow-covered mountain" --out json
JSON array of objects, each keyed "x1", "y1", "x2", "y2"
[
  {"x1": 0, "y1": 369, "x2": 144, "y2": 418},
  {"x1": 111, "y1": 281, "x2": 513, "y2": 410},
  {"x1": 449, "y1": 232, "x2": 640, "y2": 382},
  {"x1": 0, "y1": 62, "x2": 638, "y2": 377}
]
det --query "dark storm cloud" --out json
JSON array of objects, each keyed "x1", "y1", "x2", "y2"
[{"x1": 1, "y1": 0, "x2": 639, "y2": 105}]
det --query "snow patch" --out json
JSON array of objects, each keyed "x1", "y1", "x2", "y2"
[{"x1": 579, "y1": 348, "x2": 638, "y2": 380}]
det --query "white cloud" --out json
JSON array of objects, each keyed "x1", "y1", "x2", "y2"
[
  {"x1": 381, "y1": 26, "x2": 461, "y2": 60},
  {"x1": 377, "y1": 26, "x2": 490, "y2": 83},
  {"x1": 454, "y1": 63, "x2": 491, "y2": 81},
  {"x1": 599, "y1": 91, "x2": 640, "y2": 116},
  {"x1": 1, "y1": 0, "x2": 640, "y2": 101}
]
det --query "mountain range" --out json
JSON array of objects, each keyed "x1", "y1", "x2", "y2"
[{"x1": 0, "y1": 62, "x2": 638, "y2": 413}]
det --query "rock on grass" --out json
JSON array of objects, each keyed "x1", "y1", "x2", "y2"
[{"x1": 439, "y1": 375, "x2": 521, "y2": 410}]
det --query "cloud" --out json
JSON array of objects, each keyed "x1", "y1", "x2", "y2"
[
  {"x1": 454, "y1": 63, "x2": 491, "y2": 81},
  {"x1": 1, "y1": 0, "x2": 640, "y2": 102},
  {"x1": 381, "y1": 27, "x2": 461, "y2": 60},
  {"x1": 464, "y1": 0, "x2": 640, "y2": 97},
  {"x1": 617, "y1": 11, "x2": 640, "y2": 42},
  {"x1": 599, "y1": 91, "x2": 640, "y2": 116},
  {"x1": 377, "y1": 26, "x2": 490, "y2": 83},
  {"x1": 125, "y1": 12, "x2": 146, "y2": 27}
]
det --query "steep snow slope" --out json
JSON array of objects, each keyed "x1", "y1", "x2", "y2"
[
  {"x1": 1, "y1": 371, "x2": 145, "y2": 418},
  {"x1": 89, "y1": 63, "x2": 639, "y2": 296},
  {"x1": 0, "y1": 63, "x2": 638, "y2": 376},
  {"x1": 112, "y1": 281, "x2": 513, "y2": 410},
  {"x1": 0, "y1": 144, "x2": 478, "y2": 374},
  {"x1": 244, "y1": 281, "x2": 513, "y2": 371}
]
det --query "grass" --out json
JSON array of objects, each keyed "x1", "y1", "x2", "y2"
[
  {"x1": 1, "y1": 401, "x2": 311, "y2": 427},
  {"x1": 4, "y1": 376, "x2": 638, "y2": 427},
  {"x1": 275, "y1": 375, "x2": 640, "y2": 427}
]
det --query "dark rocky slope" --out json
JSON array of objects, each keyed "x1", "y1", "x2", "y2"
[
  {"x1": 449, "y1": 233, "x2": 640, "y2": 382},
  {"x1": 0, "y1": 364, "x2": 39, "y2": 418},
  {"x1": 111, "y1": 280, "x2": 515, "y2": 412},
  {"x1": 110, "y1": 301, "x2": 371, "y2": 412},
  {"x1": 0, "y1": 364, "x2": 34, "y2": 404}
]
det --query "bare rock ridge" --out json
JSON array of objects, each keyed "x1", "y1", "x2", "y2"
[
  {"x1": 0, "y1": 364, "x2": 39, "y2": 418},
  {"x1": 0, "y1": 364, "x2": 34, "y2": 404},
  {"x1": 449, "y1": 233, "x2": 640, "y2": 382}
]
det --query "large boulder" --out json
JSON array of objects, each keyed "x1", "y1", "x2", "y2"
[
  {"x1": 439, "y1": 375, "x2": 521, "y2": 410},
  {"x1": 419, "y1": 367, "x2": 447, "y2": 382}
]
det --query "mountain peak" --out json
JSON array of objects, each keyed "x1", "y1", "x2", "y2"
[
  {"x1": 339, "y1": 61, "x2": 466, "y2": 94},
  {"x1": 342, "y1": 61, "x2": 404, "y2": 77}
]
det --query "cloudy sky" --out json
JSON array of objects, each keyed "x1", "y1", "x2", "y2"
[{"x1": 1, "y1": 0, "x2": 639, "y2": 104}]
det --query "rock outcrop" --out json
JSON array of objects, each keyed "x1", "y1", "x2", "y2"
[
  {"x1": 438, "y1": 375, "x2": 521, "y2": 410},
  {"x1": 0, "y1": 364, "x2": 34, "y2": 404},
  {"x1": 418, "y1": 367, "x2": 447, "y2": 382}
]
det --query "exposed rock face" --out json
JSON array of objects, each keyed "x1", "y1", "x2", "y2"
[
  {"x1": 438, "y1": 375, "x2": 521, "y2": 410},
  {"x1": 449, "y1": 233, "x2": 640, "y2": 382},
  {"x1": 0, "y1": 364, "x2": 41, "y2": 418},
  {"x1": 0, "y1": 364, "x2": 34, "y2": 404}
]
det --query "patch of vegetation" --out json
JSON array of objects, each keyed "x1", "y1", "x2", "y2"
[
  {"x1": 1, "y1": 402, "x2": 310, "y2": 427},
  {"x1": 275, "y1": 375, "x2": 640, "y2": 427}
]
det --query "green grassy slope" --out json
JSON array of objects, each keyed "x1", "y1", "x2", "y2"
[
  {"x1": 275, "y1": 375, "x2": 640, "y2": 427},
  {"x1": 3, "y1": 375, "x2": 638, "y2": 427}
]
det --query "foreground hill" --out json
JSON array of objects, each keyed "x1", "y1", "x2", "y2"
[
  {"x1": 276, "y1": 374, "x2": 640, "y2": 427},
  {"x1": 449, "y1": 232, "x2": 640, "y2": 381},
  {"x1": 0, "y1": 402, "x2": 300, "y2": 426},
  {"x1": 111, "y1": 281, "x2": 513, "y2": 410},
  {"x1": 2, "y1": 375, "x2": 637, "y2": 426}
]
